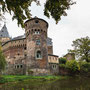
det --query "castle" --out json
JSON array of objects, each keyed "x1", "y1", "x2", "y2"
[{"x1": 0, "y1": 17, "x2": 59, "y2": 75}]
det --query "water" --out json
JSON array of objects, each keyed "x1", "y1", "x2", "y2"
[{"x1": 0, "y1": 77, "x2": 90, "y2": 90}]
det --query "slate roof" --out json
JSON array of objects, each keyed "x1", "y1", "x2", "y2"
[
  {"x1": 11, "y1": 34, "x2": 26, "y2": 41},
  {"x1": 47, "y1": 37, "x2": 53, "y2": 46},
  {"x1": 0, "y1": 24, "x2": 10, "y2": 38}
]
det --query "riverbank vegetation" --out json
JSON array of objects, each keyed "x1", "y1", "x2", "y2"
[
  {"x1": 59, "y1": 58, "x2": 90, "y2": 76},
  {"x1": 59, "y1": 36, "x2": 90, "y2": 76},
  {"x1": 0, "y1": 75, "x2": 68, "y2": 84}
]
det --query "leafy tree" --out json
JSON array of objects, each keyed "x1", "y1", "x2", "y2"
[
  {"x1": 69, "y1": 36, "x2": 90, "y2": 62},
  {"x1": 0, "y1": 0, "x2": 75, "y2": 27},
  {"x1": 79, "y1": 61, "x2": 90, "y2": 72},
  {"x1": 0, "y1": 43, "x2": 6, "y2": 73},
  {"x1": 66, "y1": 60, "x2": 79, "y2": 72},
  {"x1": 59, "y1": 57, "x2": 67, "y2": 64}
]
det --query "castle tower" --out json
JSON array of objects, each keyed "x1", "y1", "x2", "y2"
[
  {"x1": 25, "y1": 17, "x2": 49, "y2": 74},
  {"x1": 0, "y1": 24, "x2": 10, "y2": 44}
]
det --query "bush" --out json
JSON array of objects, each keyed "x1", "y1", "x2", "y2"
[
  {"x1": 0, "y1": 77, "x2": 7, "y2": 84},
  {"x1": 59, "y1": 64, "x2": 66, "y2": 68},
  {"x1": 66, "y1": 60, "x2": 79, "y2": 73},
  {"x1": 80, "y1": 61, "x2": 90, "y2": 72},
  {"x1": 59, "y1": 58, "x2": 67, "y2": 64}
]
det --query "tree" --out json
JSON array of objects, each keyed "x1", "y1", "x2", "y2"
[
  {"x1": 59, "y1": 57, "x2": 67, "y2": 64},
  {"x1": 69, "y1": 36, "x2": 90, "y2": 62},
  {"x1": 0, "y1": 0, "x2": 75, "y2": 27},
  {"x1": 0, "y1": 43, "x2": 6, "y2": 73}
]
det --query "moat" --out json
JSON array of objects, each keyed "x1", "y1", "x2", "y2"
[{"x1": 0, "y1": 76, "x2": 90, "y2": 90}]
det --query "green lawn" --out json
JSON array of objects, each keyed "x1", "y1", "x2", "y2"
[{"x1": 0, "y1": 75, "x2": 68, "y2": 84}]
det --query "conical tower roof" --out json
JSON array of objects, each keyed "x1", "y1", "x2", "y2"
[{"x1": 0, "y1": 24, "x2": 10, "y2": 38}]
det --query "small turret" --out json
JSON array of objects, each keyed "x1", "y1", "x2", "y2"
[{"x1": 0, "y1": 24, "x2": 10, "y2": 44}]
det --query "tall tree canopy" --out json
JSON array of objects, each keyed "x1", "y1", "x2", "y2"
[
  {"x1": 69, "y1": 36, "x2": 90, "y2": 62},
  {"x1": 0, "y1": 0, "x2": 75, "y2": 27}
]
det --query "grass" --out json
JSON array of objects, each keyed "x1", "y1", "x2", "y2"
[{"x1": 0, "y1": 75, "x2": 68, "y2": 84}]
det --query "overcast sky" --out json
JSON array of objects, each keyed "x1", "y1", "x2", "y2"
[{"x1": 0, "y1": 0, "x2": 90, "y2": 57}]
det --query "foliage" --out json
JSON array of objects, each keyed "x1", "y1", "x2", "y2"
[
  {"x1": 0, "y1": 76, "x2": 7, "y2": 83},
  {"x1": 59, "y1": 59, "x2": 90, "y2": 75},
  {"x1": 69, "y1": 36, "x2": 90, "y2": 62},
  {"x1": 0, "y1": 75, "x2": 65, "y2": 84},
  {"x1": 44, "y1": 0, "x2": 75, "y2": 24},
  {"x1": 0, "y1": 43, "x2": 6, "y2": 73},
  {"x1": 65, "y1": 60, "x2": 79, "y2": 72},
  {"x1": 59, "y1": 64, "x2": 66, "y2": 68},
  {"x1": 59, "y1": 57, "x2": 67, "y2": 64},
  {"x1": 0, "y1": 0, "x2": 75, "y2": 27},
  {"x1": 79, "y1": 61, "x2": 90, "y2": 72}
]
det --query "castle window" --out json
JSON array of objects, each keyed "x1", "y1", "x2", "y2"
[
  {"x1": 17, "y1": 53, "x2": 20, "y2": 56},
  {"x1": 41, "y1": 29, "x2": 42, "y2": 32},
  {"x1": 17, "y1": 65, "x2": 19, "y2": 68},
  {"x1": 24, "y1": 54, "x2": 27, "y2": 57},
  {"x1": 15, "y1": 65, "x2": 17, "y2": 69},
  {"x1": 34, "y1": 29, "x2": 40, "y2": 35},
  {"x1": 35, "y1": 31, "x2": 40, "y2": 34},
  {"x1": 20, "y1": 65, "x2": 23, "y2": 68},
  {"x1": 36, "y1": 39, "x2": 40, "y2": 45},
  {"x1": 52, "y1": 65, "x2": 57, "y2": 69},
  {"x1": 49, "y1": 57, "x2": 51, "y2": 60},
  {"x1": 36, "y1": 50, "x2": 42, "y2": 59},
  {"x1": 35, "y1": 20, "x2": 39, "y2": 23},
  {"x1": 24, "y1": 47, "x2": 27, "y2": 50}
]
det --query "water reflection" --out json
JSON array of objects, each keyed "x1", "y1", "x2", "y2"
[{"x1": 0, "y1": 77, "x2": 90, "y2": 90}]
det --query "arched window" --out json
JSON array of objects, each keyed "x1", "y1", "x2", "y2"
[
  {"x1": 36, "y1": 50, "x2": 42, "y2": 59},
  {"x1": 24, "y1": 47, "x2": 27, "y2": 50},
  {"x1": 34, "y1": 29, "x2": 40, "y2": 34},
  {"x1": 36, "y1": 39, "x2": 40, "y2": 45}
]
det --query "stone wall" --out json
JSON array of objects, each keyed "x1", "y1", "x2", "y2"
[
  {"x1": 64, "y1": 53, "x2": 75, "y2": 60},
  {"x1": 48, "y1": 46, "x2": 53, "y2": 54},
  {"x1": 27, "y1": 68, "x2": 50, "y2": 76},
  {"x1": 49, "y1": 63, "x2": 59, "y2": 75},
  {"x1": 0, "y1": 37, "x2": 10, "y2": 44},
  {"x1": 25, "y1": 17, "x2": 49, "y2": 72}
]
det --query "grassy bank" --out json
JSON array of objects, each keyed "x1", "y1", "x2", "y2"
[{"x1": 0, "y1": 75, "x2": 68, "y2": 84}]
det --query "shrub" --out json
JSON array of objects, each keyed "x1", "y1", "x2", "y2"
[
  {"x1": 80, "y1": 61, "x2": 90, "y2": 72},
  {"x1": 66, "y1": 60, "x2": 79, "y2": 72},
  {"x1": 59, "y1": 64, "x2": 66, "y2": 68},
  {"x1": 59, "y1": 58, "x2": 67, "y2": 64},
  {"x1": 0, "y1": 77, "x2": 7, "y2": 84}
]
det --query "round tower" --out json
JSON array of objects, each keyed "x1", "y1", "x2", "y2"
[{"x1": 25, "y1": 17, "x2": 49, "y2": 74}]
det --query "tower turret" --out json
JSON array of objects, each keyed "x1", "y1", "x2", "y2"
[
  {"x1": 25, "y1": 17, "x2": 49, "y2": 75},
  {"x1": 0, "y1": 24, "x2": 10, "y2": 44}
]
